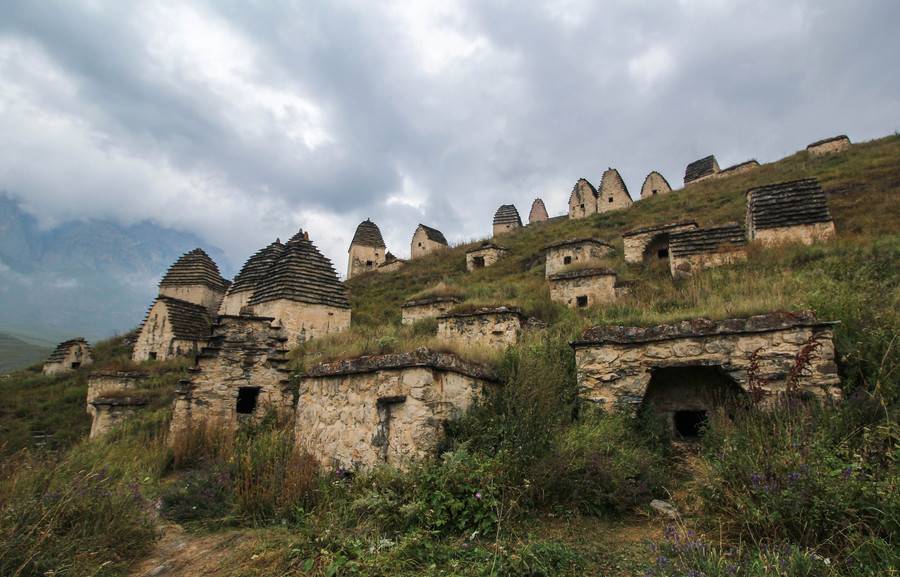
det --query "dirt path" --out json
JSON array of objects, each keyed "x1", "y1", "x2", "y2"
[{"x1": 129, "y1": 523, "x2": 251, "y2": 577}]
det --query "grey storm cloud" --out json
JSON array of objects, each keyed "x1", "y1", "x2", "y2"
[{"x1": 1, "y1": 0, "x2": 898, "y2": 271}]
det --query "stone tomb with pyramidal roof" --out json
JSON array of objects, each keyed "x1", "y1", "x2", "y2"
[
  {"x1": 157, "y1": 248, "x2": 230, "y2": 314},
  {"x1": 347, "y1": 219, "x2": 387, "y2": 279},
  {"x1": 570, "y1": 311, "x2": 841, "y2": 435},
  {"x1": 43, "y1": 338, "x2": 93, "y2": 375},
  {"x1": 492, "y1": 204, "x2": 522, "y2": 236},
  {"x1": 668, "y1": 223, "x2": 748, "y2": 279},
  {"x1": 746, "y1": 178, "x2": 835, "y2": 247},
  {"x1": 219, "y1": 240, "x2": 285, "y2": 315},
  {"x1": 568, "y1": 178, "x2": 598, "y2": 220},
  {"x1": 598, "y1": 168, "x2": 633, "y2": 213},
  {"x1": 169, "y1": 315, "x2": 295, "y2": 443},
  {"x1": 249, "y1": 230, "x2": 351, "y2": 346},
  {"x1": 528, "y1": 198, "x2": 549, "y2": 224},
  {"x1": 640, "y1": 171, "x2": 673, "y2": 200}
]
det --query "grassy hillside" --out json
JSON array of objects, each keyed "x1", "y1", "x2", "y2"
[
  {"x1": 0, "y1": 135, "x2": 897, "y2": 577},
  {"x1": 0, "y1": 332, "x2": 52, "y2": 374}
]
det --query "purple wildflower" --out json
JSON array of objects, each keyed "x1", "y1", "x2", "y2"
[
  {"x1": 842, "y1": 466, "x2": 853, "y2": 480},
  {"x1": 474, "y1": 491, "x2": 482, "y2": 500}
]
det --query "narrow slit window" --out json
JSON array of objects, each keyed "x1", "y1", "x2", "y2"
[
  {"x1": 576, "y1": 295, "x2": 588, "y2": 308},
  {"x1": 608, "y1": 197, "x2": 614, "y2": 203},
  {"x1": 473, "y1": 256, "x2": 485, "y2": 268},
  {"x1": 236, "y1": 387, "x2": 261, "y2": 414}
]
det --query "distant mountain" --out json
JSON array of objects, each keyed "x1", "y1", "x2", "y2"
[
  {"x1": 0, "y1": 194, "x2": 232, "y2": 343},
  {"x1": 0, "y1": 331, "x2": 52, "y2": 374}
]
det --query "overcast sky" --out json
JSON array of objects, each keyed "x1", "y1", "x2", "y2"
[{"x1": 1, "y1": 0, "x2": 898, "y2": 274}]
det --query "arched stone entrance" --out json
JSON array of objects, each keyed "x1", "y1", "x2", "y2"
[
  {"x1": 642, "y1": 233, "x2": 671, "y2": 265},
  {"x1": 640, "y1": 365, "x2": 745, "y2": 438}
]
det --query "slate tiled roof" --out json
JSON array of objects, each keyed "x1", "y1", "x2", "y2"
[
  {"x1": 248, "y1": 231, "x2": 350, "y2": 309},
  {"x1": 159, "y1": 248, "x2": 229, "y2": 292},
  {"x1": 623, "y1": 220, "x2": 697, "y2": 238},
  {"x1": 528, "y1": 198, "x2": 549, "y2": 223},
  {"x1": 416, "y1": 224, "x2": 448, "y2": 245},
  {"x1": 746, "y1": 178, "x2": 833, "y2": 230},
  {"x1": 544, "y1": 237, "x2": 614, "y2": 251},
  {"x1": 806, "y1": 135, "x2": 850, "y2": 149},
  {"x1": 351, "y1": 219, "x2": 386, "y2": 248},
  {"x1": 493, "y1": 204, "x2": 522, "y2": 227},
  {"x1": 144, "y1": 296, "x2": 214, "y2": 341},
  {"x1": 670, "y1": 223, "x2": 747, "y2": 257},
  {"x1": 684, "y1": 155, "x2": 719, "y2": 184},
  {"x1": 46, "y1": 338, "x2": 91, "y2": 362},
  {"x1": 227, "y1": 240, "x2": 285, "y2": 296},
  {"x1": 466, "y1": 242, "x2": 508, "y2": 254}
]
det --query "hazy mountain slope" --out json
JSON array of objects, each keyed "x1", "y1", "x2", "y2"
[
  {"x1": 0, "y1": 332, "x2": 52, "y2": 374},
  {"x1": 0, "y1": 195, "x2": 231, "y2": 342}
]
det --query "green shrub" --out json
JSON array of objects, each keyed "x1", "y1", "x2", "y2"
[{"x1": 697, "y1": 401, "x2": 899, "y2": 557}]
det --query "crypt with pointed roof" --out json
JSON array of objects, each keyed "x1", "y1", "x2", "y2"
[{"x1": 347, "y1": 219, "x2": 387, "y2": 279}]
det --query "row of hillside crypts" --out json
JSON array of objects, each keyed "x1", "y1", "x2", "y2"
[
  {"x1": 344, "y1": 133, "x2": 851, "y2": 279},
  {"x1": 91, "y1": 172, "x2": 843, "y2": 469}
]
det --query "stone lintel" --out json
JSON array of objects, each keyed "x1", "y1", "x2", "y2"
[
  {"x1": 572, "y1": 311, "x2": 837, "y2": 348},
  {"x1": 544, "y1": 238, "x2": 614, "y2": 251},
  {"x1": 622, "y1": 220, "x2": 698, "y2": 238},
  {"x1": 87, "y1": 370, "x2": 149, "y2": 379},
  {"x1": 91, "y1": 396, "x2": 148, "y2": 407},
  {"x1": 301, "y1": 347, "x2": 499, "y2": 382}
]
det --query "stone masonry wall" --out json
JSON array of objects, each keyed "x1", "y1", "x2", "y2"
[
  {"x1": 411, "y1": 228, "x2": 447, "y2": 260},
  {"x1": 807, "y1": 137, "x2": 850, "y2": 156},
  {"x1": 548, "y1": 271, "x2": 618, "y2": 308},
  {"x1": 751, "y1": 221, "x2": 836, "y2": 248},
  {"x1": 169, "y1": 316, "x2": 295, "y2": 441},
  {"x1": 669, "y1": 249, "x2": 747, "y2": 279},
  {"x1": 572, "y1": 313, "x2": 841, "y2": 412},
  {"x1": 348, "y1": 244, "x2": 385, "y2": 279},
  {"x1": 251, "y1": 300, "x2": 351, "y2": 347},
  {"x1": 219, "y1": 290, "x2": 252, "y2": 316},
  {"x1": 43, "y1": 342, "x2": 93, "y2": 375},
  {"x1": 295, "y1": 350, "x2": 497, "y2": 470},
  {"x1": 87, "y1": 371, "x2": 147, "y2": 417},
  {"x1": 623, "y1": 222, "x2": 697, "y2": 264},
  {"x1": 132, "y1": 300, "x2": 207, "y2": 361},
  {"x1": 401, "y1": 298, "x2": 461, "y2": 325},
  {"x1": 437, "y1": 310, "x2": 522, "y2": 350},
  {"x1": 466, "y1": 247, "x2": 508, "y2": 271},
  {"x1": 159, "y1": 284, "x2": 224, "y2": 314},
  {"x1": 545, "y1": 241, "x2": 614, "y2": 278},
  {"x1": 90, "y1": 399, "x2": 147, "y2": 439}
]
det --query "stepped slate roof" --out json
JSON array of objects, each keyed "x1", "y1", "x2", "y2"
[
  {"x1": 302, "y1": 348, "x2": 499, "y2": 382},
  {"x1": 144, "y1": 296, "x2": 214, "y2": 341},
  {"x1": 669, "y1": 223, "x2": 747, "y2": 257},
  {"x1": 227, "y1": 240, "x2": 285, "y2": 296},
  {"x1": 383, "y1": 252, "x2": 399, "y2": 264},
  {"x1": 807, "y1": 135, "x2": 850, "y2": 149},
  {"x1": 351, "y1": 219, "x2": 386, "y2": 248},
  {"x1": 248, "y1": 231, "x2": 350, "y2": 309},
  {"x1": 46, "y1": 338, "x2": 91, "y2": 363},
  {"x1": 746, "y1": 178, "x2": 833, "y2": 230},
  {"x1": 528, "y1": 198, "x2": 549, "y2": 223},
  {"x1": 493, "y1": 204, "x2": 522, "y2": 227},
  {"x1": 544, "y1": 237, "x2": 614, "y2": 250},
  {"x1": 159, "y1": 248, "x2": 229, "y2": 292},
  {"x1": 548, "y1": 267, "x2": 617, "y2": 281},
  {"x1": 684, "y1": 155, "x2": 719, "y2": 184},
  {"x1": 599, "y1": 168, "x2": 630, "y2": 197},
  {"x1": 416, "y1": 224, "x2": 448, "y2": 245}
]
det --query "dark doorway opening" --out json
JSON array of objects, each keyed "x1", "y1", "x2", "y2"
[
  {"x1": 657, "y1": 248, "x2": 669, "y2": 259},
  {"x1": 674, "y1": 410, "x2": 708, "y2": 437},
  {"x1": 148, "y1": 352, "x2": 157, "y2": 360},
  {"x1": 473, "y1": 256, "x2": 485, "y2": 268},
  {"x1": 643, "y1": 233, "x2": 671, "y2": 265},
  {"x1": 236, "y1": 387, "x2": 261, "y2": 414},
  {"x1": 70, "y1": 362, "x2": 81, "y2": 369},
  {"x1": 576, "y1": 295, "x2": 588, "y2": 308},
  {"x1": 366, "y1": 260, "x2": 373, "y2": 267},
  {"x1": 563, "y1": 256, "x2": 572, "y2": 265}
]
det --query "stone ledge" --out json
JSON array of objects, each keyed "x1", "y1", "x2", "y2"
[
  {"x1": 544, "y1": 238, "x2": 614, "y2": 251},
  {"x1": 216, "y1": 314, "x2": 277, "y2": 322},
  {"x1": 572, "y1": 311, "x2": 837, "y2": 347},
  {"x1": 91, "y1": 396, "x2": 149, "y2": 407},
  {"x1": 438, "y1": 306, "x2": 523, "y2": 319},
  {"x1": 622, "y1": 220, "x2": 697, "y2": 238},
  {"x1": 465, "y1": 243, "x2": 508, "y2": 253},
  {"x1": 401, "y1": 295, "x2": 463, "y2": 308},
  {"x1": 301, "y1": 347, "x2": 500, "y2": 382},
  {"x1": 549, "y1": 268, "x2": 617, "y2": 281},
  {"x1": 88, "y1": 370, "x2": 149, "y2": 379}
]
